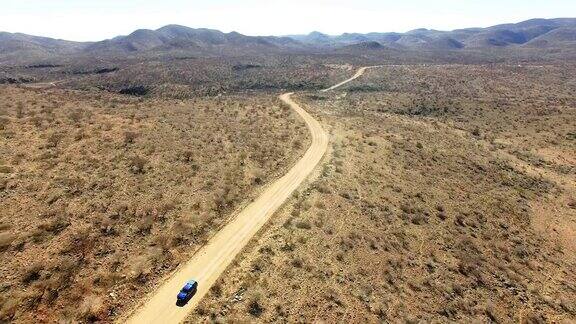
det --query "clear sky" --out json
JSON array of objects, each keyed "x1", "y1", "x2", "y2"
[{"x1": 1, "y1": 0, "x2": 575, "y2": 41}]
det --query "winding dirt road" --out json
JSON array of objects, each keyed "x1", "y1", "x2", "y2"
[
  {"x1": 124, "y1": 67, "x2": 369, "y2": 324},
  {"x1": 320, "y1": 66, "x2": 377, "y2": 92}
]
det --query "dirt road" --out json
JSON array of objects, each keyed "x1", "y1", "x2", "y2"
[
  {"x1": 321, "y1": 65, "x2": 378, "y2": 92},
  {"x1": 124, "y1": 67, "x2": 368, "y2": 324},
  {"x1": 21, "y1": 79, "x2": 68, "y2": 89}
]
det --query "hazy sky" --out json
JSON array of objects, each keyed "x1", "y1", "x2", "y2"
[{"x1": 2, "y1": 0, "x2": 575, "y2": 41}]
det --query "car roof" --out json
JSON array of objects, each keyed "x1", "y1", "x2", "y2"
[{"x1": 182, "y1": 281, "x2": 197, "y2": 291}]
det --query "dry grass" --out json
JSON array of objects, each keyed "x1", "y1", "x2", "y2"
[
  {"x1": 189, "y1": 64, "x2": 575, "y2": 323},
  {"x1": 2, "y1": 56, "x2": 356, "y2": 98},
  {"x1": 0, "y1": 85, "x2": 309, "y2": 322}
]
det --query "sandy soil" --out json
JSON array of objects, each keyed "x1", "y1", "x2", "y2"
[{"x1": 121, "y1": 67, "x2": 370, "y2": 323}]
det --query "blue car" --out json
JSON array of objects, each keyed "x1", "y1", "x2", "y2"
[{"x1": 176, "y1": 280, "x2": 198, "y2": 306}]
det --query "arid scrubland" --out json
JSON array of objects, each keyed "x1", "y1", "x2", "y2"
[
  {"x1": 189, "y1": 64, "x2": 575, "y2": 323},
  {"x1": 1, "y1": 16, "x2": 576, "y2": 324},
  {"x1": 0, "y1": 86, "x2": 309, "y2": 322},
  {"x1": 4, "y1": 57, "x2": 356, "y2": 98}
]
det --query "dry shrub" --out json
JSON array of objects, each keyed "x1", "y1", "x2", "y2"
[
  {"x1": 0, "y1": 116, "x2": 9, "y2": 130},
  {"x1": 153, "y1": 232, "x2": 172, "y2": 251},
  {"x1": 128, "y1": 156, "x2": 148, "y2": 174},
  {"x1": 127, "y1": 256, "x2": 149, "y2": 282},
  {"x1": 78, "y1": 295, "x2": 105, "y2": 321},
  {"x1": 136, "y1": 215, "x2": 153, "y2": 235},
  {"x1": 0, "y1": 293, "x2": 20, "y2": 321},
  {"x1": 291, "y1": 257, "x2": 304, "y2": 268},
  {"x1": 314, "y1": 182, "x2": 332, "y2": 194},
  {"x1": 124, "y1": 131, "x2": 138, "y2": 145},
  {"x1": 46, "y1": 132, "x2": 63, "y2": 148},
  {"x1": 246, "y1": 292, "x2": 265, "y2": 318},
  {"x1": 0, "y1": 232, "x2": 16, "y2": 250},
  {"x1": 179, "y1": 150, "x2": 194, "y2": 163},
  {"x1": 38, "y1": 216, "x2": 70, "y2": 235},
  {"x1": 15, "y1": 102, "x2": 24, "y2": 118},
  {"x1": 210, "y1": 282, "x2": 223, "y2": 298},
  {"x1": 68, "y1": 110, "x2": 83, "y2": 124},
  {"x1": 294, "y1": 220, "x2": 312, "y2": 230},
  {"x1": 21, "y1": 263, "x2": 43, "y2": 284}
]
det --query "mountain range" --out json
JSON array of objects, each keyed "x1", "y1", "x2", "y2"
[
  {"x1": 0, "y1": 18, "x2": 575, "y2": 62},
  {"x1": 290, "y1": 18, "x2": 576, "y2": 49}
]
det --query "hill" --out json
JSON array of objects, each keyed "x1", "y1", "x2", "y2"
[
  {"x1": 0, "y1": 26, "x2": 305, "y2": 63},
  {"x1": 0, "y1": 18, "x2": 575, "y2": 66},
  {"x1": 338, "y1": 41, "x2": 387, "y2": 51},
  {"x1": 0, "y1": 32, "x2": 87, "y2": 63},
  {"x1": 85, "y1": 25, "x2": 302, "y2": 55},
  {"x1": 0, "y1": 32, "x2": 86, "y2": 54},
  {"x1": 288, "y1": 18, "x2": 576, "y2": 50},
  {"x1": 525, "y1": 27, "x2": 576, "y2": 47}
]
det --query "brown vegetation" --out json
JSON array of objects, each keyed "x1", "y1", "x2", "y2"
[
  {"x1": 189, "y1": 64, "x2": 575, "y2": 322},
  {"x1": 0, "y1": 85, "x2": 309, "y2": 322}
]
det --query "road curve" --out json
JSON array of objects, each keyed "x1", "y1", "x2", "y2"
[
  {"x1": 124, "y1": 67, "x2": 368, "y2": 324},
  {"x1": 320, "y1": 66, "x2": 378, "y2": 92}
]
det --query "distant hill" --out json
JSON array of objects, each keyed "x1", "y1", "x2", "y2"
[
  {"x1": 287, "y1": 18, "x2": 576, "y2": 50},
  {"x1": 84, "y1": 25, "x2": 302, "y2": 55},
  {"x1": 337, "y1": 41, "x2": 387, "y2": 51},
  {"x1": 0, "y1": 18, "x2": 575, "y2": 64},
  {"x1": 524, "y1": 27, "x2": 576, "y2": 47},
  {"x1": 0, "y1": 32, "x2": 86, "y2": 54},
  {"x1": 0, "y1": 25, "x2": 305, "y2": 63},
  {"x1": 288, "y1": 31, "x2": 333, "y2": 44}
]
